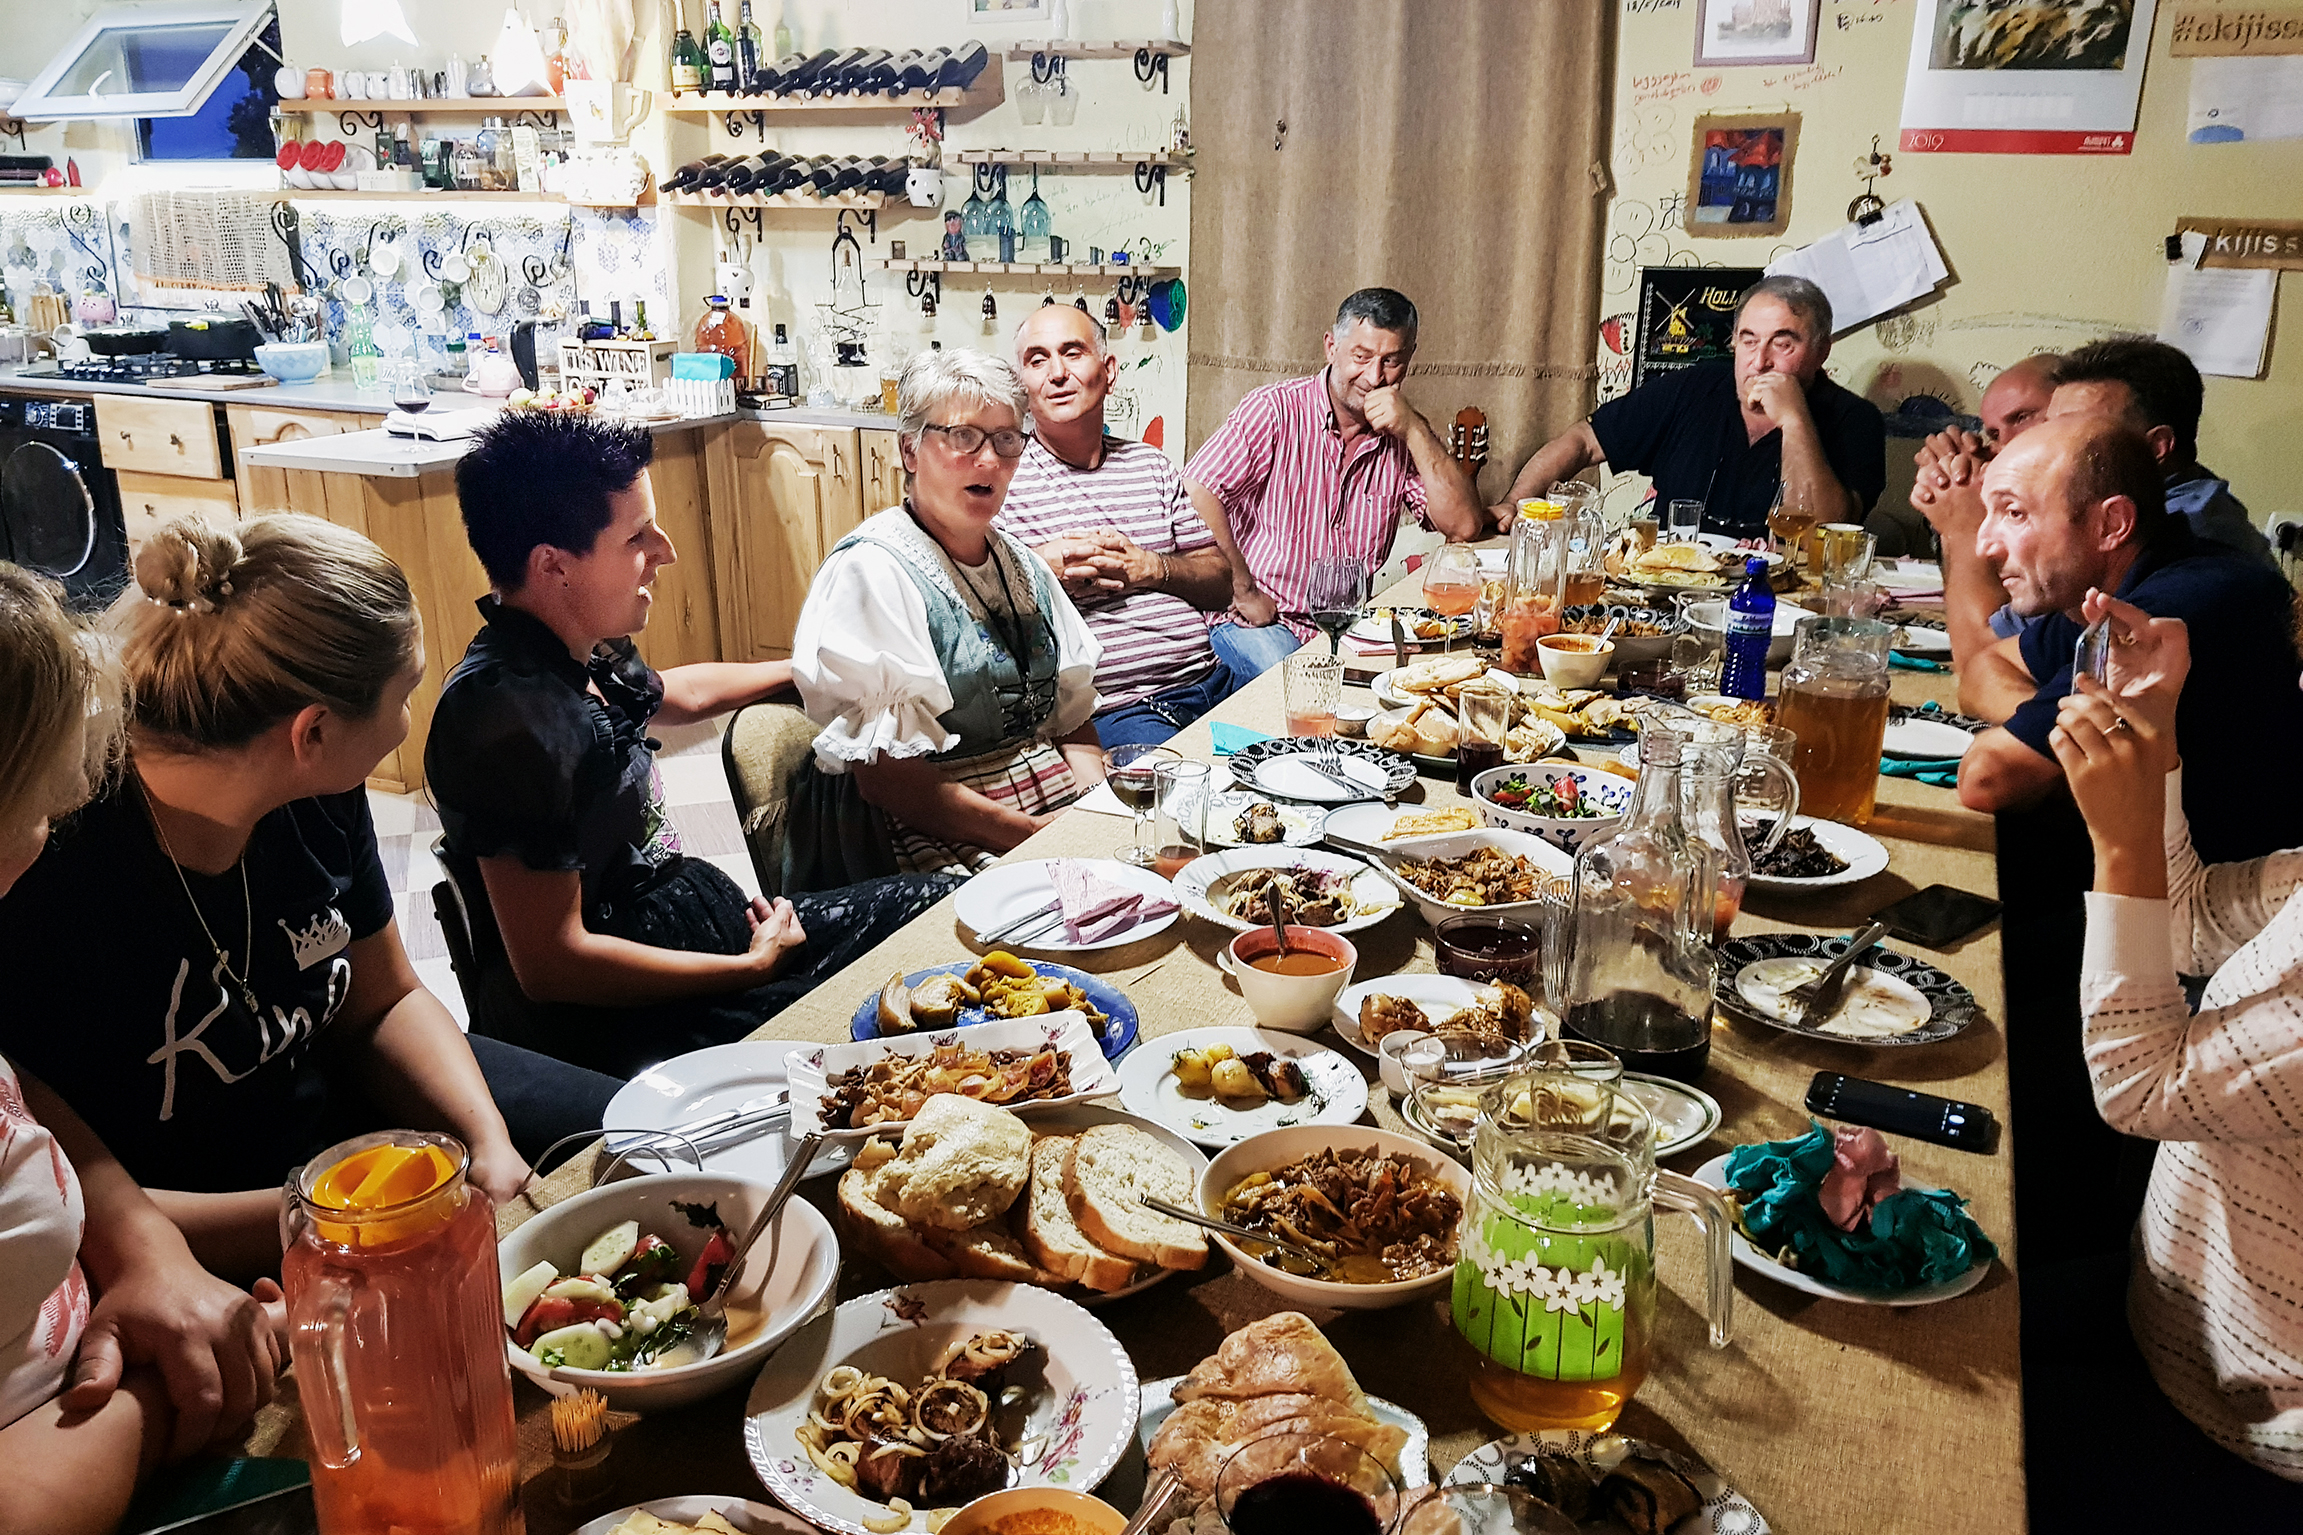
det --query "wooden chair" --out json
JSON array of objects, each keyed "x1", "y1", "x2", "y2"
[{"x1": 428, "y1": 835, "x2": 550, "y2": 1051}]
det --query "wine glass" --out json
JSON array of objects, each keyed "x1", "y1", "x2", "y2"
[
  {"x1": 1421, "y1": 544, "x2": 1481, "y2": 655},
  {"x1": 1767, "y1": 481, "x2": 1819, "y2": 574},
  {"x1": 1106, "y1": 744, "x2": 1177, "y2": 867},
  {"x1": 1305, "y1": 556, "x2": 1370, "y2": 657},
  {"x1": 390, "y1": 362, "x2": 433, "y2": 415}
]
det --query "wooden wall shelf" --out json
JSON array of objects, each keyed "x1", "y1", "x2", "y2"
[
  {"x1": 284, "y1": 189, "x2": 558, "y2": 203},
  {"x1": 1002, "y1": 41, "x2": 1190, "y2": 58},
  {"x1": 277, "y1": 99, "x2": 567, "y2": 114},
  {"x1": 950, "y1": 150, "x2": 1187, "y2": 169},
  {"x1": 875, "y1": 259, "x2": 1180, "y2": 278},
  {"x1": 663, "y1": 79, "x2": 1004, "y2": 117},
  {"x1": 667, "y1": 190, "x2": 886, "y2": 210}
]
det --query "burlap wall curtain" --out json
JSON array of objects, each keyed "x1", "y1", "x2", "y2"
[{"x1": 1185, "y1": 0, "x2": 1613, "y2": 496}]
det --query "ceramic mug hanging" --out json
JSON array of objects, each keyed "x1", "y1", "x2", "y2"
[{"x1": 467, "y1": 239, "x2": 507, "y2": 315}]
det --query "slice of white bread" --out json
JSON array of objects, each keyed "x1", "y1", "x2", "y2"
[
  {"x1": 925, "y1": 1218, "x2": 1063, "y2": 1285},
  {"x1": 1019, "y1": 1134, "x2": 1140, "y2": 1293},
  {"x1": 877, "y1": 1095, "x2": 1031, "y2": 1232},
  {"x1": 1064, "y1": 1124, "x2": 1209, "y2": 1271},
  {"x1": 836, "y1": 1162, "x2": 956, "y2": 1283}
]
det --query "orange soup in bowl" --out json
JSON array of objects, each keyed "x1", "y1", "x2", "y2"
[{"x1": 1538, "y1": 634, "x2": 1603, "y2": 654}]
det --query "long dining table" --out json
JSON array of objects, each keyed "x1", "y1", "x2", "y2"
[{"x1": 250, "y1": 576, "x2": 2022, "y2": 1534}]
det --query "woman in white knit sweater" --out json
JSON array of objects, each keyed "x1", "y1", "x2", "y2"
[{"x1": 2051, "y1": 587, "x2": 2303, "y2": 1498}]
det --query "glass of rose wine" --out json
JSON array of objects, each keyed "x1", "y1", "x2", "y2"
[
  {"x1": 1421, "y1": 544, "x2": 1481, "y2": 654},
  {"x1": 1767, "y1": 480, "x2": 1820, "y2": 575},
  {"x1": 1151, "y1": 760, "x2": 1211, "y2": 879}
]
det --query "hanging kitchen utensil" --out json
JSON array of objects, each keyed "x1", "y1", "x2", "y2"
[
  {"x1": 829, "y1": 219, "x2": 866, "y2": 312},
  {"x1": 466, "y1": 236, "x2": 507, "y2": 316}
]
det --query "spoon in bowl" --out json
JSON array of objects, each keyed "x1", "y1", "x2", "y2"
[
  {"x1": 1140, "y1": 1195, "x2": 1334, "y2": 1275},
  {"x1": 660, "y1": 1130, "x2": 825, "y2": 1365}
]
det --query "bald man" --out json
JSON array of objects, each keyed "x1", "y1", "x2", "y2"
[
  {"x1": 1902, "y1": 355, "x2": 2062, "y2": 653},
  {"x1": 995, "y1": 303, "x2": 1241, "y2": 747},
  {"x1": 1954, "y1": 415, "x2": 2303, "y2": 866}
]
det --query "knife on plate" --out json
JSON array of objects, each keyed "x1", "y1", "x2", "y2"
[{"x1": 1391, "y1": 611, "x2": 1410, "y2": 672}]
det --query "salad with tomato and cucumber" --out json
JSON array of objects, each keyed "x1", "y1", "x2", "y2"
[
  {"x1": 502, "y1": 1201, "x2": 736, "y2": 1373},
  {"x1": 1482, "y1": 771, "x2": 1606, "y2": 818}
]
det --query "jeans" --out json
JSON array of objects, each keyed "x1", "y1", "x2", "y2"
[
  {"x1": 464, "y1": 1034, "x2": 624, "y2": 1171},
  {"x1": 1207, "y1": 619, "x2": 1304, "y2": 680},
  {"x1": 1093, "y1": 659, "x2": 1247, "y2": 748}
]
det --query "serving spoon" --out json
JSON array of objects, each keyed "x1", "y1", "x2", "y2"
[
  {"x1": 661, "y1": 1130, "x2": 825, "y2": 1365},
  {"x1": 1140, "y1": 1194, "x2": 1334, "y2": 1275}
]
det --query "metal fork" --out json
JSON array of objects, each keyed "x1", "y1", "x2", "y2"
[{"x1": 1788, "y1": 921, "x2": 1891, "y2": 1024}]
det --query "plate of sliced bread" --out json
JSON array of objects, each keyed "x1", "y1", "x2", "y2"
[{"x1": 834, "y1": 1097, "x2": 1212, "y2": 1306}]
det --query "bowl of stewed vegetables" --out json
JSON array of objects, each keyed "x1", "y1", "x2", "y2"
[{"x1": 1469, "y1": 763, "x2": 1634, "y2": 855}]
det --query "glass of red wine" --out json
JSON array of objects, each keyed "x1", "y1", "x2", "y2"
[
  {"x1": 1217, "y1": 1431, "x2": 1401, "y2": 1535},
  {"x1": 389, "y1": 360, "x2": 433, "y2": 416},
  {"x1": 1105, "y1": 743, "x2": 1177, "y2": 867}
]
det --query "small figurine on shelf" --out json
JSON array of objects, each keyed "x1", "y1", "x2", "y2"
[
  {"x1": 467, "y1": 54, "x2": 497, "y2": 96},
  {"x1": 941, "y1": 210, "x2": 968, "y2": 262}
]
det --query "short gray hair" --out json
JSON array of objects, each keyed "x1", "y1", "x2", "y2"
[
  {"x1": 1735, "y1": 275, "x2": 1833, "y2": 342},
  {"x1": 897, "y1": 347, "x2": 1029, "y2": 451},
  {"x1": 1013, "y1": 302, "x2": 1109, "y2": 363},
  {"x1": 1331, "y1": 287, "x2": 1419, "y2": 345}
]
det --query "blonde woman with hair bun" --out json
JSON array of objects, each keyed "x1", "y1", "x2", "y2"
[
  {"x1": 0, "y1": 562, "x2": 292, "y2": 1534},
  {"x1": 0, "y1": 515, "x2": 620, "y2": 1285}
]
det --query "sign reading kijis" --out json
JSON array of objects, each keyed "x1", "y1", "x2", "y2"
[
  {"x1": 2178, "y1": 217, "x2": 2303, "y2": 268},
  {"x1": 2170, "y1": 5, "x2": 2303, "y2": 55}
]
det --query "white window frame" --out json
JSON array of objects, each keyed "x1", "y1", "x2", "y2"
[{"x1": 11, "y1": 1, "x2": 277, "y2": 123}]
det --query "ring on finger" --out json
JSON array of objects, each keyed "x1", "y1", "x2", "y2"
[{"x1": 2107, "y1": 716, "x2": 2132, "y2": 734}]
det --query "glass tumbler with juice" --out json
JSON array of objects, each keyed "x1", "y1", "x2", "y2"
[
  {"x1": 283, "y1": 1132, "x2": 523, "y2": 1535},
  {"x1": 1775, "y1": 616, "x2": 1893, "y2": 825},
  {"x1": 1283, "y1": 651, "x2": 1344, "y2": 737},
  {"x1": 1152, "y1": 759, "x2": 1210, "y2": 879}
]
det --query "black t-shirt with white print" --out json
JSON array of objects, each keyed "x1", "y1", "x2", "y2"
[{"x1": 0, "y1": 782, "x2": 393, "y2": 1193}]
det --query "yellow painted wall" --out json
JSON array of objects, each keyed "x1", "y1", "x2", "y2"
[{"x1": 1603, "y1": 0, "x2": 2303, "y2": 527}]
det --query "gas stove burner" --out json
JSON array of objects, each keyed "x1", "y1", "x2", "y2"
[{"x1": 53, "y1": 355, "x2": 264, "y2": 384}]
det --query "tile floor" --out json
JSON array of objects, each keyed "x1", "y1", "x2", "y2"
[{"x1": 368, "y1": 717, "x2": 764, "y2": 1028}]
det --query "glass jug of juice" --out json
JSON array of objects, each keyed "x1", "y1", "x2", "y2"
[
  {"x1": 283, "y1": 1131, "x2": 524, "y2": 1535},
  {"x1": 1501, "y1": 504, "x2": 1567, "y2": 674}
]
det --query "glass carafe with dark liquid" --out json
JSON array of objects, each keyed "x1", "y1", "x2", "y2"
[{"x1": 1558, "y1": 728, "x2": 1719, "y2": 1082}]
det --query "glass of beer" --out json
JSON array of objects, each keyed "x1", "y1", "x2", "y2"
[
  {"x1": 1774, "y1": 616, "x2": 1894, "y2": 825},
  {"x1": 1283, "y1": 651, "x2": 1345, "y2": 738}
]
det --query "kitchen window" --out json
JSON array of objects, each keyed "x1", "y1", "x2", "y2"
[
  {"x1": 138, "y1": 15, "x2": 283, "y2": 160},
  {"x1": 10, "y1": 1, "x2": 279, "y2": 125}
]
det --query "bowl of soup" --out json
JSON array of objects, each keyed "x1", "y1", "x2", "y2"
[
  {"x1": 1218, "y1": 925, "x2": 1357, "y2": 1034},
  {"x1": 1535, "y1": 632, "x2": 1615, "y2": 689}
]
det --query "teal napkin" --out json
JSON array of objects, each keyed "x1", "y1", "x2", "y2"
[
  {"x1": 1209, "y1": 723, "x2": 1275, "y2": 756},
  {"x1": 122, "y1": 1457, "x2": 310, "y2": 1535},
  {"x1": 1891, "y1": 652, "x2": 1949, "y2": 672},
  {"x1": 1722, "y1": 1122, "x2": 1997, "y2": 1290},
  {"x1": 1881, "y1": 755, "x2": 1961, "y2": 787}
]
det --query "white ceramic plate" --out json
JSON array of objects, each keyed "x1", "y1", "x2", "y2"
[
  {"x1": 1732, "y1": 957, "x2": 1933, "y2": 1042},
  {"x1": 576, "y1": 1496, "x2": 814, "y2": 1535},
  {"x1": 1321, "y1": 801, "x2": 1486, "y2": 851},
  {"x1": 1366, "y1": 705, "x2": 1567, "y2": 769},
  {"x1": 1116, "y1": 1025, "x2": 1371, "y2": 1149},
  {"x1": 951, "y1": 859, "x2": 1179, "y2": 952},
  {"x1": 785, "y1": 1013, "x2": 1121, "y2": 1141},
  {"x1": 743, "y1": 1280, "x2": 1139, "y2": 1535},
  {"x1": 1621, "y1": 1071, "x2": 1722, "y2": 1159},
  {"x1": 1694, "y1": 535, "x2": 1787, "y2": 565},
  {"x1": 1195, "y1": 788, "x2": 1324, "y2": 848},
  {"x1": 1872, "y1": 560, "x2": 1944, "y2": 593},
  {"x1": 1445, "y1": 1431, "x2": 1770, "y2": 1532},
  {"x1": 1744, "y1": 816, "x2": 1892, "y2": 892},
  {"x1": 1250, "y1": 750, "x2": 1396, "y2": 803},
  {"x1": 603, "y1": 1041, "x2": 853, "y2": 1183},
  {"x1": 1348, "y1": 606, "x2": 1472, "y2": 644},
  {"x1": 1330, "y1": 974, "x2": 1488, "y2": 1054},
  {"x1": 1370, "y1": 664, "x2": 1521, "y2": 711},
  {"x1": 1171, "y1": 846, "x2": 1404, "y2": 937},
  {"x1": 1881, "y1": 717, "x2": 1973, "y2": 760},
  {"x1": 1137, "y1": 1376, "x2": 1432, "y2": 1489},
  {"x1": 1691, "y1": 1153, "x2": 1993, "y2": 1307},
  {"x1": 1892, "y1": 625, "x2": 1953, "y2": 656}
]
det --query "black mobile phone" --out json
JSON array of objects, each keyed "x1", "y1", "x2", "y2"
[
  {"x1": 1868, "y1": 883, "x2": 2002, "y2": 949},
  {"x1": 1806, "y1": 1072, "x2": 1999, "y2": 1153},
  {"x1": 144, "y1": 1481, "x2": 316, "y2": 1535}
]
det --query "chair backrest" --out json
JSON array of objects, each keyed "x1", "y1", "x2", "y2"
[
  {"x1": 430, "y1": 835, "x2": 551, "y2": 1050},
  {"x1": 721, "y1": 701, "x2": 823, "y2": 900}
]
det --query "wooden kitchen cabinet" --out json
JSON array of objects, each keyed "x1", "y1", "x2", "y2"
[
  {"x1": 227, "y1": 405, "x2": 384, "y2": 518},
  {"x1": 116, "y1": 471, "x2": 241, "y2": 553},
  {"x1": 860, "y1": 427, "x2": 906, "y2": 529},
  {"x1": 94, "y1": 395, "x2": 224, "y2": 480},
  {"x1": 705, "y1": 419, "x2": 864, "y2": 662}
]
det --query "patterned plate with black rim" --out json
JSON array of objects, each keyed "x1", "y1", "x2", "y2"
[
  {"x1": 1887, "y1": 701, "x2": 1990, "y2": 734},
  {"x1": 1226, "y1": 736, "x2": 1417, "y2": 801},
  {"x1": 1712, "y1": 933, "x2": 1980, "y2": 1047},
  {"x1": 1444, "y1": 1430, "x2": 1769, "y2": 1534}
]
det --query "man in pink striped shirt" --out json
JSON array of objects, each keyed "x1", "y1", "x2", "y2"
[
  {"x1": 999, "y1": 303, "x2": 1243, "y2": 747},
  {"x1": 1184, "y1": 288, "x2": 1486, "y2": 676}
]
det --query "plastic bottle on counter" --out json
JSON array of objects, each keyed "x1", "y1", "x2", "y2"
[
  {"x1": 692, "y1": 294, "x2": 750, "y2": 379},
  {"x1": 346, "y1": 306, "x2": 382, "y2": 391},
  {"x1": 1718, "y1": 556, "x2": 1775, "y2": 702},
  {"x1": 443, "y1": 333, "x2": 469, "y2": 376}
]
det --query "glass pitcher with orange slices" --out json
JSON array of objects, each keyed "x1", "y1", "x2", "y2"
[{"x1": 282, "y1": 1131, "x2": 524, "y2": 1535}]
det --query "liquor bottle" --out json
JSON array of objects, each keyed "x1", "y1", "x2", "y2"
[
  {"x1": 631, "y1": 300, "x2": 655, "y2": 341},
  {"x1": 934, "y1": 41, "x2": 990, "y2": 91},
  {"x1": 772, "y1": 2, "x2": 791, "y2": 59},
  {"x1": 668, "y1": 0, "x2": 706, "y2": 91},
  {"x1": 545, "y1": 15, "x2": 569, "y2": 94},
  {"x1": 764, "y1": 322, "x2": 799, "y2": 400},
  {"x1": 706, "y1": 0, "x2": 739, "y2": 93},
  {"x1": 1718, "y1": 556, "x2": 1775, "y2": 702},
  {"x1": 735, "y1": 0, "x2": 764, "y2": 92}
]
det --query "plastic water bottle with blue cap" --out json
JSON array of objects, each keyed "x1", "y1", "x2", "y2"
[{"x1": 1719, "y1": 557, "x2": 1774, "y2": 701}]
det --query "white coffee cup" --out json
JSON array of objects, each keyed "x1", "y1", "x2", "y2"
[{"x1": 1218, "y1": 926, "x2": 1357, "y2": 1035}]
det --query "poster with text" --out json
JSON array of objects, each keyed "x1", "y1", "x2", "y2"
[{"x1": 1900, "y1": 0, "x2": 2160, "y2": 154}]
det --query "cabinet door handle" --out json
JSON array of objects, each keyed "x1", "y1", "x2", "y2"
[
  {"x1": 118, "y1": 430, "x2": 133, "y2": 447},
  {"x1": 169, "y1": 434, "x2": 184, "y2": 450}
]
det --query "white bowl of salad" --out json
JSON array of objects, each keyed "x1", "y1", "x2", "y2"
[
  {"x1": 498, "y1": 1171, "x2": 840, "y2": 1410},
  {"x1": 1469, "y1": 763, "x2": 1634, "y2": 856}
]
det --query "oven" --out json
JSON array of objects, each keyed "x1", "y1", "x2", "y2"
[{"x1": 0, "y1": 394, "x2": 131, "y2": 611}]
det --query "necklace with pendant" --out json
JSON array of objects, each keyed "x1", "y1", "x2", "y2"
[{"x1": 137, "y1": 775, "x2": 261, "y2": 1016}]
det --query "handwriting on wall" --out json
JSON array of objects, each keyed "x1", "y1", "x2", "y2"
[{"x1": 1624, "y1": 0, "x2": 1686, "y2": 12}]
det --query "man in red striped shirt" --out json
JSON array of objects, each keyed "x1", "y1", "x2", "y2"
[
  {"x1": 999, "y1": 303, "x2": 1242, "y2": 747},
  {"x1": 1184, "y1": 288, "x2": 1486, "y2": 677}
]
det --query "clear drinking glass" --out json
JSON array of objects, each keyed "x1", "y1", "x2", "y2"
[
  {"x1": 1667, "y1": 499, "x2": 1704, "y2": 543},
  {"x1": 1283, "y1": 651, "x2": 1344, "y2": 738},
  {"x1": 1217, "y1": 1431, "x2": 1401, "y2": 1535},
  {"x1": 1152, "y1": 759, "x2": 1210, "y2": 880},
  {"x1": 1816, "y1": 523, "x2": 1876, "y2": 582},
  {"x1": 1422, "y1": 544, "x2": 1481, "y2": 653},
  {"x1": 1106, "y1": 743, "x2": 1177, "y2": 867}
]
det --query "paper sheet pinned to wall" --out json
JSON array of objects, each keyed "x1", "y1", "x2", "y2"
[
  {"x1": 2188, "y1": 55, "x2": 2303, "y2": 143},
  {"x1": 2159, "y1": 230, "x2": 2278, "y2": 377},
  {"x1": 1764, "y1": 200, "x2": 1951, "y2": 334}
]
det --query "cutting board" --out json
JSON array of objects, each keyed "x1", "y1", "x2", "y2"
[{"x1": 163, "y1": 373, "x2": 279, "y2": 392}]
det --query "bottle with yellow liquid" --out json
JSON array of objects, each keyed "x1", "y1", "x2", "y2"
[
  {"x1": 283, "y1": 1132, "x2": 524, "y2": 1535},
  {"x1": 1452, "y1": 1070, "x2": 1734, "y2": 1433}
]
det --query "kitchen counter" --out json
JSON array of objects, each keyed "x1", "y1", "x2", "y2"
[
  {"x1": 238, "y1": 409, "x2": 741, "y2": 477},
  {"x1": 0, "y1": 363, "x2": 393, "y2": 413}
]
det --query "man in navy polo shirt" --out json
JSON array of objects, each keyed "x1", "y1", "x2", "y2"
[{"x1": 1493, "y1": 275, "x2": 1885, "y2": 538}]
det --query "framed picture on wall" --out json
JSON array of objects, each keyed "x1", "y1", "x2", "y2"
[
  {"x1": 1685, "y1": 112, "x2": 1797, "y2": 238},
  {"x1": 1693, "y1": 0, "x2": 1821, "y2": 68},
  {"x1": 967, "y1": 0, "x2": 1049, "y2": 22},
  {"x1": 1630, "y1": 266, "x2": 1766, "y2": 392}
]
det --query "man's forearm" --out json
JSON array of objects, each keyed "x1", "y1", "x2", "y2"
[
  {"x1": 1777, "y1": 416, "x2": 1858, "y2": 523},
  {"x1": 1957, "y1": 727, "x2": 2065, "y2": 814},
  {"x1": 1152, "y1": 547, "x2": 1234, "y2": 611},
  {"x1": 1503, "y1": 421, "x2": 1606, "y2": 507},
  {"x1": 1403, "y1": 414, "x2": 1483, "y2": 541},
  {"x1": 1958, "y1": 641, "x2": 2041, "y2": 724},
  {"x1": 1186, "y1": 480, "x2": 1259, "y2": 597},
  {"x1": 1933, "y1": 497, "x2": 2011, "y2": 669}
]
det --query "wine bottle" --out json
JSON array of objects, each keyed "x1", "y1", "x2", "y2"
[
  {"x1": 719, "y1": 152, "x2": 780, "y2": 193},
  {"x1": 934, "y1": 41, "x2": 990, "y2": 91},
  {"x1": 667, "y1": 0, "x2": 706, "y2": 91},
  {"x1": 765, "y1": 156, "x2": 823, "y2": 194},
  {"x1": 706, "y1": 0, "x2": 739, "y2": 93},
  {"x1": 866, "y1": 157, "x2": 912, "y2": 195},
  {"x1": 798, "y1": 47, "x2": 867, "y2": 97},
  {"x1": 735, "y1": 0, "x2": 765, "y2": 92},
  {"x1": 840, "y1": 49, "x2": 895, "y2": 95},
  {"x1": 898, "y1": 48, "x2": 943, "y2": 92},
  {"x1": 661, "y1": 154, "x2": 726, "y2": 192},
  {"x1": 805, "y1": 155, "x2": 861, "y2": 193},
  {"x1": 774, "y1": 47, "x2": 838, "y2": 94},
  {"x1": 697, "y1": 154, "x2": 746, "y2": 191},
  {"x1": 882, "y1": 50, "x2": 927, "y2": 96},
  {"x1": 824, "y1": 155, "x2": 889, "y2": 194}
]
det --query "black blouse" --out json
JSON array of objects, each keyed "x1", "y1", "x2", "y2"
[{"x1": 426, "y1": 597, "x2": 677, "y2": 920}]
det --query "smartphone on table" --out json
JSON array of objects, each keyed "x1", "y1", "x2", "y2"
[
  {"x1": 1806, "y1": 1071, "x2": 1999, "y2": 1153},
  {"x1": 1867, "y1": 884, "x2": 2001, "y2": 949}
]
